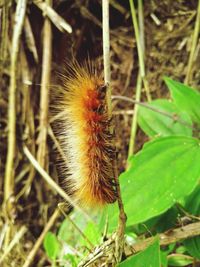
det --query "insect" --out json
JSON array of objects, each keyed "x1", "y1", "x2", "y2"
[{"x1": 51, "y1": 62, "x2": 117, "y2": 207}]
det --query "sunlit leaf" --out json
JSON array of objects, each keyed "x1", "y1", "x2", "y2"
[
  {"x1": 44, "y1": 231, "x2": 60, "y2": 261},
  {"x1": 119, "y1": 238, "x2": 160, "y2": 267},
  {"x1": 138, "y1": 99, "x2": 192, "y2": 137},
  {"x1": 107, "y1": 136, "x2": 200, "y2": 228},
  {"x1": 164, "y1": 77, "x2": 200, "y2": 125}
]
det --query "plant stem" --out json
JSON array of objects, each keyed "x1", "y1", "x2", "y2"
[
  {"x1": 102, "y1": 0, "x2": 111, "y2": 116},
  {"x1": 184, "y1": 0, "x2": 200, "y2": 84},
  {"x1": 0, "y1": 226, "x2": 27, "y2": 264},
  {"x1": 125, "y1": 221, "x2": 200, "y2": 257},
  {"x1": 129, "y1": 0, "x2": 144, "y2": 77},
  {"x1": 23, "y1": 146, "x2": 92, "y2": 221},
  {"x1": 102, "y1": 0, "x2": 126, "y2": 262},
  {"x1": 128, "y1": 73, "x2": 142, "y2": 157},
  {"x1": 33, "y1": 0, "x2": 72, "y2": 33},
  {"x1": 37, "y1": 0, "x2": 52, "y2": 169},
  {"x1": 4, "y1": 0, "x2": 27, "y2": 247},
  {"x1": 22, "y1": 209, "x2": 60, "y2": 267},
  {"x1": 129, "y1": 0, "x2": 151, "y2": 101},
  {"x1": 112, "y1": 95, "x2": 195, "y2": 130}
]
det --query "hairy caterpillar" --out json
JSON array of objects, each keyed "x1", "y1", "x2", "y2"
[{"x1": 51, "y1": 62, "x2": 117, "y2": 207}]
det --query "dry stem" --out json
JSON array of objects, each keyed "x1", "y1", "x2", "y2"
[
  {"x1": 33, "y1": 0, "x2": 72, "y2": 33},
  {"x1": 22, "y1": 209, "x2": 60, "y2": 267},
  {"x1": 4, "y1": 0, "x2": 27, "y2": 247},
  {"x1": 184, "y1": 0, "x2": 200, "y2": 84},
  {"x1": 37, "y1": 0, "x2": 52, "y2": 169},
  {"x1": 102, "y1": 0, "x2": 126, "y2": 263},
  {"x1": 23, "y1": 145, "x2": 92, "y2": 221},
  {"x1": 125, "y1": 221, "x2": 200, "y2": 257},
  {"x1": 0, "y1": 226, "x2": 27, "y2": 264}
]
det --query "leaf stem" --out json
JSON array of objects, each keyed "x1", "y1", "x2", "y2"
[{"x1": 112, "y1": 95, "x2": 195, "y2": 130}]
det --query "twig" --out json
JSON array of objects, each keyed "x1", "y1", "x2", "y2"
[
  {"x1": 112, "y1": 95, "x2": 195, "y2": 130},
  {"x1": 58, "y1": 203, "x2": 94, "y2": 250},
  {"x1": 102, "y1": 0, "x2": 111, "y2": 117},
  {"x1": 102, "y1": 0, "x2": 126, "y2": 263},
  {"x1": 184, "y1": 0, "x2": 200, "y2": 84},
  {"x1": 33, "y1": 0, "x2": 72, "y2": 33},
  {"x1": 24, "y1": 16, "x2": 39, "y2": 63},
  {"x1": 0, "y1": 226, "x2": 27, "y2": 264},
  {"x1": 17, "y1": 46, "x2": 36, "y2": 200},
  {"x1": 4, "y1": 0, "x2": 27, "y2": 246},
  {"x1": 22, "y1": 208, "x2": 60, "y2": 267},
  {"x1": 48, "y1": 126, "x2": 68, "y2": 166},
  {"x1": 23, "y1": 145, "x2": 91, "y2": 221},
  {"x1": 78, "y1": 220, "x2": 200, "y2": 266},
  {"x1": 4, "y1": 0, "x2": 27, "y2": 205},
  {"x1": 37, "y1": 0, "x2": 52, "y2": 169},
  {"x1": 0, "y1": 0, "x2": 9, "y2": 74},
  {"x1": 125, "y1": 221, "x2": 200, "y2": 257}
]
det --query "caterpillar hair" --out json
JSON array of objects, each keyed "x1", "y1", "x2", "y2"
[{"x1": 51, "y1": 62, "x2": 117, "y2": 207}]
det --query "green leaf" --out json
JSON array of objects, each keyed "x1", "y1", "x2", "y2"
[
  {"x1": 64, "y1": 254, "x2": 78, "y2": 267},
  {"x1": 167, "y1": 254, "x2": 194, "y2": 266},
  {"x1": 80, "y1": 221, "x2": 101, "y2": 247},
  {"x1": 160, "y1": 251, "x2": 168, "y2": 267},
  {"x1": 138, "y1": 99, "x2": 192, "y2": 137},
  {"x1": 164, "y1": 77, "x2": 200, "y2": 124},
  {"x1": 58, "y1": 219, "x2": 70, "y2": 242},
  {"x1": 184, "y1": 185, "x2": 200, "y2": 259},
  {"x1": 185, "y1": 237, "x2": 200, "y2": 260},
  {"x1": 184, "y1": 184, "x2": 200, "y2": 215},
  {"x1": 119, "y1": 238, "x2": 160, "y2": 267},
  {"x1": 43, "y1": 231, "x2": 60, "y2": 261},
  {"x1": 107, "y1": 136, "x2": 200, "y2": 228}
]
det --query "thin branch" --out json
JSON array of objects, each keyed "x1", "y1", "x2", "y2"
[
  {"x1": 4, "y1": 0, "x2": 27, "y2": 226},
  {"x1": 58, "y1": 204, "x2": 94, "y2": 250},
  {"x1": 78, "y1": 220, "x2": 200, "y2": 266},
  {"x1": 102, "y1": 0, "x2": 111, "y2": 85},
  {"x1": 125, "y1": 221, "x2": 200, "y2": 257},
  {"x1": 184, "y1": 0, "x2": 200, "y2": 84},
  {"x1": 102, "y1": 1, "x2": 126, "y2": 263},
  {"x1": 22, "y1": 209, "x2": 60, "y2": 267},
  {"x1": 37, "y1": 0, "x2": 52, "y2": 169},
  {"x1": 24, "y1": 16, "x2": 39, "y2": 63},
  {"x1": 0, "y1": 0, "x2": 9, "y2": 74},
  {"x1": 0, "y1": 226, "x2": 27, "y2": 264},
  {"x1": 33, "y1": 0, "x2": 72, "y2": 33},
  {"x1": 102, "y1": 0, "x2": 112, "y2": 118},
  {"x1": 112, "y1": 95, "x2": 195, "y2": 130},
  {"x1": 23, "y1": 145, "x2": 92, "y2": 221}
]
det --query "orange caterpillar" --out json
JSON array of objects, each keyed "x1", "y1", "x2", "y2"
[{"x1": 52, "y1": 62, "x2": 117, "y2": 207}]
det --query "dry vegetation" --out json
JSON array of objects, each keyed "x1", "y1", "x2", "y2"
[{"x1": 0, "y1": 0, "x2": 200, "y2": 266}]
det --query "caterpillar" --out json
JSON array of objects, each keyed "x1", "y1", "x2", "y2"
[{"x1": 51, "y1": 62, "x2": 117, "y2": 207}]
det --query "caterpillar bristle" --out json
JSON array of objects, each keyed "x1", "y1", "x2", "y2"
[{"x1": 51, "y1": 61, "x2": 117, "y2": 207}]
